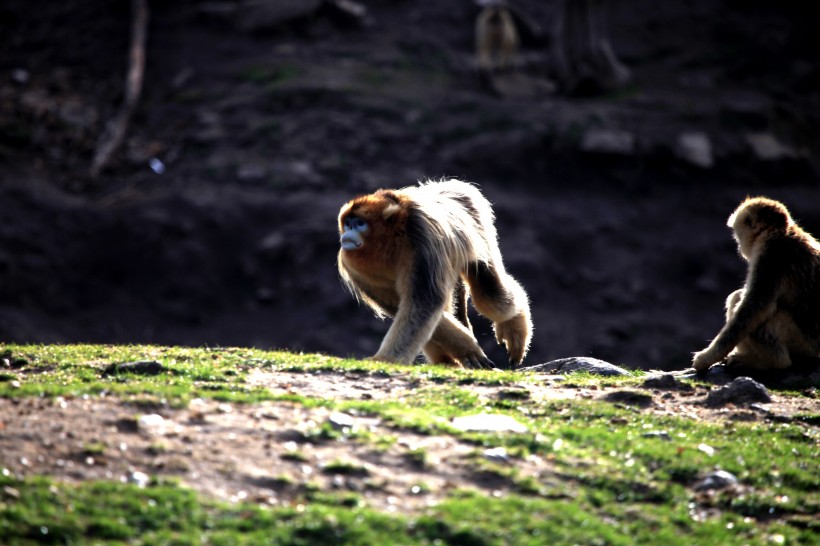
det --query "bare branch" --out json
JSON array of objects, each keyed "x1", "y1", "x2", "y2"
[{"x1": 90, "y1": 0, "x2": 149, "y2": 178}]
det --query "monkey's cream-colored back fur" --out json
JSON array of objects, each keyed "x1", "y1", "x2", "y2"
[{"x1": 403, "y1": 180, "x2": 496, "y2": 273}]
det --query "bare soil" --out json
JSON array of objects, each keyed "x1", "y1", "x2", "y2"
[{"x1": 1, "y1": 371, "x2": 817, "y2": 511}]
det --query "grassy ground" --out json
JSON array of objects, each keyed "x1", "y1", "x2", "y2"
[{"x1": 0, "y1": 344, "x2": 817, "y2": 545}]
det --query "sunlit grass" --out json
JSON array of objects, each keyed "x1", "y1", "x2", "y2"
[{"x1": 0, "y1": 343, "x2": 817, "y2": 545}]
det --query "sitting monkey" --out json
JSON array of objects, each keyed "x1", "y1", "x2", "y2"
[
  {"x1": 337, "y1": 179, "x2": 532, "y2": 368},
  {"x1": 693, "y1": 196, "x2": 820, "y2": 372},
  {"x1": 475, "y1": 1, "x2": 520, "y2": 73}
]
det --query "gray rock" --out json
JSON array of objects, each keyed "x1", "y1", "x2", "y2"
[
  {"x1": 694, "y1": 470, "x2": 738, "y2": 491},
  {"x1": 704, "y1": 377, "x2": 771, "y2": 407},
  {"x1": 581, "y1": 129, "x2": 635, "y2": 155},
  {"x1": 328, "y1": 411, "x2": 355, "y2": 430},
  {"x1": 603, "y1": 390, "x2": 654, "y2": 408},
  {"x1": 675, "y1": 132, "x2": 713, "y2": 168},
  {"x1": 642, "y1": 373, "x2": 693, "y2": 391},
  {"x1": 642, "y1": 431, "x2": 672, "y2": 441},
  {"x1": 745, "y1": 132, "x2": 798, "y2": 161},
  {"x1": 520, "y1": 357, "x2": 630, "y2": 377},
  {"x1": 103, "y1": 361, "x2": 166, "y2": 376}
]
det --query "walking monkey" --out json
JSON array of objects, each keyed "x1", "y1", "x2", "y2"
[{"x1": 337, "y1": 179, "x2": 532, "y2": 368}]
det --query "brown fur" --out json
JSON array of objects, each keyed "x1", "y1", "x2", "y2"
[
  {"x1": 476, "y1": 5, "x2": 519, "y2": 72},
  {"x1": 338, "y1": 179, "x2": 532, "y2": 368},
  {"x1": 693, "y1": 196, "x2": 820, "y2": 371}
]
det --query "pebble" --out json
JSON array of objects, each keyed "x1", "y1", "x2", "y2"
[
  {"x1": 328, "y1": 411, "x2": 355, "y2": 430},
  {"x1": 580, "y1": 129, "x2": 636, "y2": 155},
  {"x1": 694, "y1": 470, "x2": 738, "y2": 491},
  {"x1": 483, "y1": 447, "x2": 510, "y2": 463},
  {"x1": 641, "y1": 431, "x2": 672, "y2": 441},
  {"x1": 642, "y1": 373, "x2": 693, "y2": 391},
  {"x1": 451, "y1": 413, "x2": 528, "y2": 433},
  {"x1": 603, "y1": 390, "x2": 654, "y2": 408},
  {"x1": 137, "y1": 414, "x2": 167, "y2": 435},
  {"x1": 675, "y1": 132, "x2": 713, "y2": 168},
  {"x1": 128, "y1": 471, "x2": 150, "y2": 488}
]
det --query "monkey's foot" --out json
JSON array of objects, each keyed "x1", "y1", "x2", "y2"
[
  {"x1": 494, "y1": 313, "x2": 531, "y2": 366},
  {"x1": 460, "y1": 352, "x2": 495, "y2": 370}
]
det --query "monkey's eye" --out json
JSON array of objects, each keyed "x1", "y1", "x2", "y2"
[{"x1": 345, "y1": 217, "x2": 368, "y2": 232}]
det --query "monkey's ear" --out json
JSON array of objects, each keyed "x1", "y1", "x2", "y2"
[
  {"x1": 758, "y1": 206, "x2": 789, "y2": 231},
  {"x1": 383, "y1": 203, "x2": 400, "y2": 220}
]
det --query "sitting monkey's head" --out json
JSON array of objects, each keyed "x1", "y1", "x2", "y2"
[{"x1": 728, "y1": 196, "x2": 792, "y2": 260}]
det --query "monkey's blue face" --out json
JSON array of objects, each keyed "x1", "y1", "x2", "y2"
[{"x1": 340, "y1": 216, "x2": 369, "y2": 250}]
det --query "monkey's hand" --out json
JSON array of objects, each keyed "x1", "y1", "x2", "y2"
[
  {"x1": 494, "y1": 313, "x2": 531, "y2": 366},
  {"x1": 692, "y1": 348, "x2": 718, "y2": 372}
]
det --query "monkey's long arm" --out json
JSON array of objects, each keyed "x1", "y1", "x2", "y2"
[
  {"x1": 371, "y1": 248, "x2": 450, "y2": 363},
  {"x1": 693, "y1": 261, "x2": 781, "y2": 370}
]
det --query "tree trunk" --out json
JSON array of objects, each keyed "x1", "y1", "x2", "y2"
[
  {"x1": 90, "y1": 0, "x2": 149, "y2": 178},
  {"x1": 550, "y1": 0, "x2": 630, "y2": 95}
]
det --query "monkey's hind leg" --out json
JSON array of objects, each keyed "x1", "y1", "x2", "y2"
[
  {"x1": 465, "y1": 261, "x2": 532, "y2": 366},
  {"x1": 724, "y1": 289, "x2": 792, "y2": 370},
  {"x1": 727, "y1": 325, "x2": 792, "y2": 370}
]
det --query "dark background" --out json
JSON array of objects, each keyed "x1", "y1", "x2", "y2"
[{"x1": 0, "y1": 0, "x2": 818, "y2": 370}]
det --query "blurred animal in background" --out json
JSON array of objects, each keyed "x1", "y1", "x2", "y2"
[
  {"x1": 693, "y1": 197, "x2": 820, "y2": 372},
  {"x1": 475, "y1": 0, "x2": 520, "y2": 73},
  {"x1": 337, "y1": 179, "x2": 532, "y2": 368}
]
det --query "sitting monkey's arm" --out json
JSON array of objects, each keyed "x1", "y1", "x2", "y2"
[{"x1": 693, "y1": 259, "x2": 781, "y2": 370}]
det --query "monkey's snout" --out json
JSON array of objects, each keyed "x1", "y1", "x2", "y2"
[{"x1": 340, "y1": 233, "x2": 363, "y2": 251}]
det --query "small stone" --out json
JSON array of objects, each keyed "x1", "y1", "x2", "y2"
[
  {"x1": 694, "y1": 470, "x2": 738, "y2": 491},
  {"x1": 2, "y1": 485, "x2": 20, "y2": 499},
  {"x1": 520, "y1": 357, "x2": 630, "y2": 377},
  {"x1": 704, "y1": 377, "x2": 771, "y2": 407},
  {"x1": 236, "y1": 162, "x2": 267, "y2": 181},
  {"x1": 581, "y1": 129, "x2": 635, "y2": 155},
  {"x1": 642, "y1": 431, "x2": 671, "y2": 441},
  {"x1": 328, "y1": 412, "x2": 355, "y2": 430},
  {"x1": 603, "y1": 390, "x2": 654, "y2": 408},
  {"x1": 137, "y1": 414, "x2": 167, "y2": 435},
  {"x1": 451, "y1": 413, "x2": 528, "y2": 433},
  {"x1": 675, "y1": 132, "x2": 713, "y2": 168},
  {"x1": 745, "y1": 133, "x2": 797, "y2": 161},
  {"x1": 149, "y1": 157, "x2": 166, "y2": 174},
  {"x1": 128, "y1": 471, "x2": 150, "y2": 488},
  {"x1": 103, "y1": 361, "x2": 165, "y2": 376},
  {"x1": 11, "y1": 68, "x2": 30, "y2": 84},
  {"x1": 642, "y1": 373, "x2": 692, "y2": 391},
  {"x1": 483, "y1": 447, "x2": 510, "y2": 463}
]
